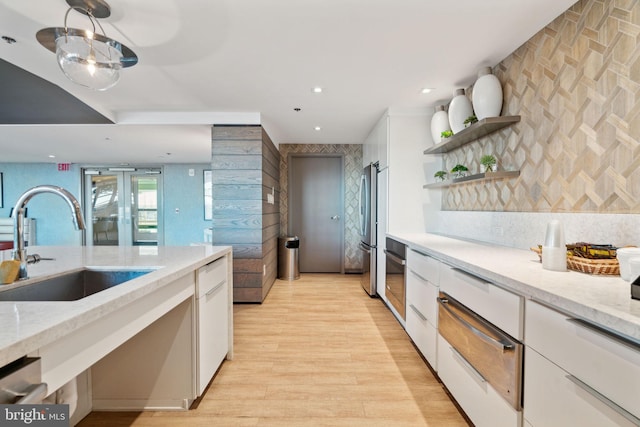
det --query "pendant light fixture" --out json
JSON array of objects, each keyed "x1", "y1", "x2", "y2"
[{"x1": 36, "y1": 0, "x2": 137, "y2": 91}]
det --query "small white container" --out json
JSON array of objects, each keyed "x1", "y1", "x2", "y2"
[
  {"x1": 542, "y1": 246, "x2": 567, "y2": 272},
  {"x1": 617, "y1": 247, "x2": 640, "y2": 281},
  {"x1": 542, "y1": 220, "x2": 567, "y2": 272}
]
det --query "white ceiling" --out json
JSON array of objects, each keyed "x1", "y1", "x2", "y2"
[{"x1": 0, "y1": 0, "x2": 577, "y2": 164}]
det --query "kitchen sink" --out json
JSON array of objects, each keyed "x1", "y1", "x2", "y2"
[{"x1": 0, "y1": 269, "x2": 153, "y2": 301}]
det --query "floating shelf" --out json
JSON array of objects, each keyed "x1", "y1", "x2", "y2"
[
  {"x1": 424, "y1": 116, "x2": 521, "y2": 155},
  {"x1": 423, "y1": 170, "x2": 520, "y2": 189}
]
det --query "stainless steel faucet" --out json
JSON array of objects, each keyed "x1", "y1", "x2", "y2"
[{"x1": 11, "y1": 185, "x2": 86, "y2": 279}]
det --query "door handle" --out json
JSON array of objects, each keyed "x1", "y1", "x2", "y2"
[{"x1": 330, "y1": 215, "x2": 340, "y2": 220}]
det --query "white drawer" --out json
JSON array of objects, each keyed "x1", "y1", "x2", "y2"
[
  {"x1": 437, "y1": 334, "x2": 522, "y2": 427},
  {"x1": 406, "y1": 303, "x2": 438, "y2": 369},
  {"x1": 440, "y1": 264, "x2": 523, "y2": 340},
  {"x1": 407, "y1": 248, "x2": 440, "y2": 285},
  {"x1": 406, "y1": 269, "x2": 438, "y2": 326},
  {"x1": 524, "y1": 347, "x2": 638, "y2": 426},
  {"x1": 526, "y1": 300, "x2": 640, "y2": 420},
  {"x1": 196, "y1": 256, "x2": 227, "y2": 298}
]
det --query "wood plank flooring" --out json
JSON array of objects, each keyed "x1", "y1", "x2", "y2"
[{"x1": 78, "y1": 274, "x2": 469, "y2": 426}]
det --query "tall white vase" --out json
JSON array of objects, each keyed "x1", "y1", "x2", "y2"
[
  {"x1": 430, "y1": 105, "x2": 451, "y2": 144},
  {"x1": 472, "y1": 66, "x2": 503, "y2": 120},
  {"x1": 448, "y1": 89, "x2": 473, "y2": 133}
]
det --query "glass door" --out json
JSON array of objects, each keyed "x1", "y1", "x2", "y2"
[{"x1": 84, "y1": 168, "x2": 163, "y2": 246}]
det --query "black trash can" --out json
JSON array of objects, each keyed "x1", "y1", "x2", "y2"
[{"x1": 278, "y1": 236, "x2": 300, "y2": 280}]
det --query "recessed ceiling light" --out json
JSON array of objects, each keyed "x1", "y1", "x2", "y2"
[
  {"x1": 312, "y1": 87, "x2": 323, "y2": 93},
  {"x1": 314, "y1": 126, "x2": 321, "y2": 131},
  {"x1": 48, "y1": 154, "x2": 56, "y2": 158},
  {"x1": 421, "y1": 88, "x2": 433, "y2": 94}
]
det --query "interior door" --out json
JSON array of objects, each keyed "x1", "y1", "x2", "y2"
[
  {"x1": 289, "y1": 155, "x2": 344, "y2": 273},
  {"x1": 84, "y1": 168, "x2": 163, "y2": 246}
]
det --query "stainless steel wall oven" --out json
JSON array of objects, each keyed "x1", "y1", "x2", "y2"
[{"x1": 384, "y1": 237, "x2": 406, "y2": 319}]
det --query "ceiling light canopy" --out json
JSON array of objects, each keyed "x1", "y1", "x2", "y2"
[{"x1": 36, "y1": 0, "x2": 137, "y2": 91}]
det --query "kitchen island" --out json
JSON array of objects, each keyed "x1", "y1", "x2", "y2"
[{"x1": 0, "y1": 245, "x2": 232, "y2": 421}]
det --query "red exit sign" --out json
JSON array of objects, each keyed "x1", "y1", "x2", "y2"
[{"x1": 57, "y1": 163, "x2": 71, "y2": 171}]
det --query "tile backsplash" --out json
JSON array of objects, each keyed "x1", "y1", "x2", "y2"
[{"x1": 441, "y1": 0, "x2": 640, "y2": 214}]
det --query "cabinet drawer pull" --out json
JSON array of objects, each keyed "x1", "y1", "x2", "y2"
[
  {"x1": 566, "y1": 317, "x2": 640, "y2": 352},
  {"x1": 438, "y1": 296, "x2": 514, "y2": 351},
  {"x1": 450, "y1": 346, "x2": 486, "y2": 384},
  {"x1": 409, "y1": 269, "x2": 429, "y2": 284},
  {"x1": 451, "y1": 268, "x2": 490, "y2": 291},
  {"x1": 205, "y1": 280, "x2": 226, "y2": 297},
  {"x1": 566, "y1": 375, "x2": 640, "y2": 425},
  {"x1": 409, "y1": 304, "x2": 427, "y2": 322},
  {"x1": 384, "y1": 249, "x2": 406, "y2": 265}
]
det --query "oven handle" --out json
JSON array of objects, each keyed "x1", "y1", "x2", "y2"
[
  {"x1": 383, "y1": 249, "x2": 405, "y2": 265},
  {"x1": 437, "y1": 297, "x2": 515, "y2": 352}
]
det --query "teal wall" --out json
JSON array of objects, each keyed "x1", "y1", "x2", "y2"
[{"x1": 0, "y1": 163, "x2": 211, "y2": 246}]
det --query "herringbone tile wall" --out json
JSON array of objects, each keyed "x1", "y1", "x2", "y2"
[
  {"x1": 442, "y1": 0, "x2": 640, "y2": 213},
  {"x1": 279, "y1": 144, "x2": 363, "y2": 272}
]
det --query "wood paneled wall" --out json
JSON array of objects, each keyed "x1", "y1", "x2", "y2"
[{"x1": 211, "y1": 125, "x2": 280, "y2": 302}]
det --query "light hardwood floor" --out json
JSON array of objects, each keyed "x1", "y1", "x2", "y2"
[{"x1": 79, "y1": 274, "x2": 470, "y2": 426}]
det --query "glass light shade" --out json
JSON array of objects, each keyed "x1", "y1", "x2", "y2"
[{"x1": 55, "y1": 34, "x2": 123, "y2": 91}]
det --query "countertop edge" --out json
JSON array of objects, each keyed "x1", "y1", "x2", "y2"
[
  {"x1": 0, "y1": 245, "x2": 232, "y2": 366},
  {"x1": 389, "y1": 233, "x2": 640, "y2": 342}
]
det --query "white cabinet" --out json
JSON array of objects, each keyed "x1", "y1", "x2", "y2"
[
  {"x1": 524, "y1": 300, "x2": 640, "y2": 426},
  {"x1": 439, "y1": 264, "x2": 523, "y2": 340},
  {"x1": 405, "y1": 249, "x2": 439, "y2": 368},
  {"x1": 437, "y1": 264, "x2": 523, "y2": 427},
  {"x1": 437, "y1": 334, "x2": 522, "y2": 427},
  {"x1": 363, "y1": 114, "x2": 388, "y2": 169},
  {"x1": 196, "y1": 256, "x2": 230, "y2": 396}
]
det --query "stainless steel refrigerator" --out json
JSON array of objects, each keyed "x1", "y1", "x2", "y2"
[{"x1": 359, "y1": 162, "x2": 377, "y2": 296}]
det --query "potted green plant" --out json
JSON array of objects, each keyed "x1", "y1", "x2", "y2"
[
  {"x1": 440, "y1": 130, "x2": 453, "y2": 139},
  {"x1": 480, "y1": 154, "x2": 497, "y2": 172},
  {"x1": 451, "y1": 164, "x2": 469, "y2": 178},
  {"x1": 434, "y1": 170, "x2": 448, "y2": 181},
  {"x1": 463, "y1": 115, "x2": 478, "y2": 128}
]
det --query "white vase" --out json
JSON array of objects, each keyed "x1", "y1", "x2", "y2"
[
  {"x1": 472, "y1": 66, "x2": 503, "y2": 120},
  {"x1": 430, "y1": 105, "x2": 451, "y2": 144},
  {"x1": 448, "y1": 89, "x2": 474, "y2": 133}
]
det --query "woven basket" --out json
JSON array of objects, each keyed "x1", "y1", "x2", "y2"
[{"x1": 530, "y1": 246, "x2": 620, "y2": 276}]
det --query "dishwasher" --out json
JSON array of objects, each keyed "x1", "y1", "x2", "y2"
[{"x1": 384, "y1": 237, "x2": 406, "y2": 320}]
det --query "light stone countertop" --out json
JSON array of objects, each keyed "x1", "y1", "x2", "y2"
[
  {"x1": 390, "y1": 233, "x2": 640, "y2": 342},
  {"x1": 0, "y1": 245, "x2": 231, "y2": 367}
]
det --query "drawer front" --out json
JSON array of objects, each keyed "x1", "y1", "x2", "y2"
[
  {"x1": 526, "y1": 300, "x2": 640, "y2": 420},
  {"x1": 440, "y1": 264, "x2": 523, "y2": 339},
  {"x1": 407, "y1": 249, "x2": 439, "y2": 285},
  {"x1": 438, "y1": 294, "x2": 522, "y2": 410},
  {"x1": 197, "y1": 256, "x2": 227, "y2": 298},
  {"x1": 524, "y1": 347, "x2": 638, "y2": 427},
  {"x1": 406, "y1": 303, "x2": 438, "y2": 369},
  {"x1": 406, "y1": 269, "x2": 438, "y2": 326},
  {"x1": 437, "y1": 334, "x2": 522, "y2": 427},
  {"x1": 197, "y1": 279, "x2": 228, "y2": 395}
]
